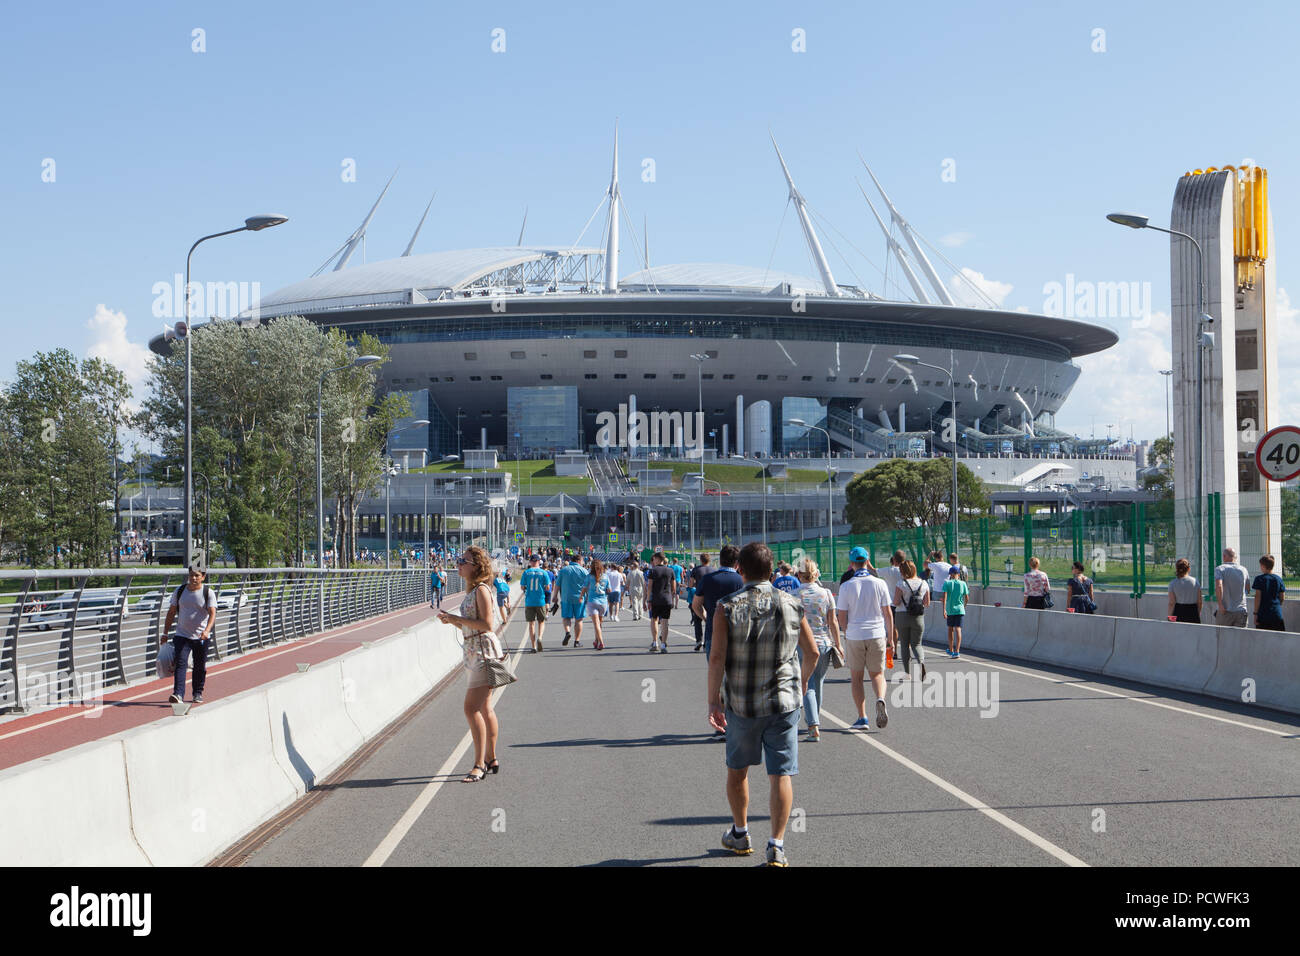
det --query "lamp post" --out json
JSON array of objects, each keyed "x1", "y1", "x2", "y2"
[
  {"x1": 182, "y1": 215, "x2": 288, "y2": 569},
  {"x1": 690, "y1": 352, "x2": 710, "y2": 463},
  {"x1": 455, "y1": 407, "x2": 466, "y2": 459},
  {"x1": 1108, "y1": 212, "x2": 1211, "y2": 589},
  {"x1": 318, "y1": 355, "x2": 381, "y2": 570},
  {"x1": 1159, "y1": 369, "x2": 1173, "y2": 441},
  {"x1": 890, "y1": 354, "x2": 961, "y2": 556},
  {"x1": 786, "y1": 419, "x2": 835, "y2": 573},
  {"x1": 698, "y1": 478, "x2": 725, "y2": 548},
  {"x1": 669, "y1": 493, "x2": 695, "y2": 554},
  {"x1": 193, "y1": 473, "x2": 212, "y2": 564},
  {"x1": 736, "y1": 455, "x2": 769, "y2": 541}
]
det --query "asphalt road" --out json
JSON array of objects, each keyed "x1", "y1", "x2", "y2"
[{"x1": 242, "y1": 602, "x2": 1300, "y2": 867}]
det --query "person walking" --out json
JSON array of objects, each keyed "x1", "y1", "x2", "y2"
[
  {"x1": 1214, "y1": 547, "x2": 1251, "y2": 628},
  {"x1": 1066, "y1": 562, "x2": 1095, "y2": 613},
  {"x1": 645, "y1": 551, "x2": 676, "y2": 653},
  {"x1": 892, "y1": 559, "x2": 929, "y2": 681},
  {"x1": 708, "y1": 542, "x2": 819, "y2": 866},
  {"x1": 606, "y1": 563, "x2": 624, "y2": 622},
  {"x1": 794, "y1": 557, "x2": 842, "y2": 742},
  {"x1": 579, "y1": 558, "x2": 610, "y2": 650},
  {"x1": 430, "y1": 563, "x2": 446, "y2": 608},
  {"x1": 692, "y1": 544, "x2": 744, "y2": 665},
  {"x1": 520, "y1": 553, "x2": 551, "y2": 652},
  {"x1": 1252, "y1": 554, "x2": 1286, "y2": 631},
  {"x1": 1022, "y1": 557, "x2": 1050, "y2": 609},
  {"x1": 626, "y1": 561, "x2": 646, "y2": 621},
  {"x1": 436, "y1": 546, "x2": 509, "y2": 782},
  {"x1": 1167, "y1": 558, "x2": 1202, "y2": 624},
  {"x1": 556, "y1": 553, "x2": 590, "y2": 647},
  {"x1": 836, "y1": 546, "x2": 895, "y2": 730},
  {"x1": 942, "y1": 566, "x2": 968, "y2": 658},
  {"x1": 162, "y1": 563, "x2": 217, "y2": 705},
  {"x1": 926, "y1": 551, "x2": 951, "y2": 585}
]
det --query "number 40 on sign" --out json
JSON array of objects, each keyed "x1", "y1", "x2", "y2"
[{"x1": 1255, "y1": 425, "x2": 1300, "y2": 482}]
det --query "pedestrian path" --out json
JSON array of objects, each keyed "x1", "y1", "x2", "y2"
[{"x1": 238, "y1": 602, "x2": 1300, "y2": 866}]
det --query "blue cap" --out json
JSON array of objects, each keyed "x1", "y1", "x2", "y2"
[{"x1": 849, "y1": 546, "x2": 869, "y2": 561}]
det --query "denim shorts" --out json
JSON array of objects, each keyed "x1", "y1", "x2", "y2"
[
  {"x1": 946, "y1": 613, "x2": 964, "y2": 628},
  {"x1": 725, "y1": 707, "x2": 799, "y2": 776}
]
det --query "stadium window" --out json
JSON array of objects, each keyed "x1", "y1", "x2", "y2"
[
  {"x1": 540, "y1": 374, "x2": 553, "y2": 380},
  {"x1": 469, "y1": 376, "x2": 482, "y2": 382},
  {"x1": 585, "y1": 373, "x2": 598, "y2": 379},
  {"x1": 702, "y1": 373, "x2": 714, "y2": 380},
  {"x1": 614, "y1": 373, "x2": 627, "y2": 379},
  {"x1": 849, "y1": 377, "x2": 860, "y2": 383},
  {"x1": 490, "y1": 375, "x2": 503, "y2": 381},
  {"x1": 756, "y1": 374, "x2": 768, "y2": 380},
  {"x1": 444, "y1": 376, "x2": 454, "y2": 382},
  {"x1": 672, "y1": 373, "x2": 686, "y2": 380},
  {"x1": 584, "y1": 350, "x2": 598, "y2": 359},
  {"x1": 510, "y1": 351, "x2": 526, "y2": 360},
  {"x1": 802, "y1": 375, "x2": 813, "y2": 382},
  {"x1": 1236, "y1": 330, "x2": 1258, "y2": 371},
  {"x1": 429, "y1": 377, "x2": 440, "y2": 383},
  {"x1": 464, "y1": 352, "x2": 477, "y2": 361},
  {"x1": 723, "y1": 374, "x2": 735, "y2": 380},
  {"x1": 644, "y1": 373, "x2": 657, "y2": 379},
  {"x1": 864, "y1": 377, "x2": 876, "y2": 384},
  {"x1": 615, "y1": 350, "x2": 628, "y2": 358},
  {"x1": 706, "y1": 350, "x2": 718, "y2": 359},
  {"x1": 776, "y1": 375, "x2": 787, "y2": 381},
  {"x1": 886, "y1": 378, "x2": 897, "y2": 385}
]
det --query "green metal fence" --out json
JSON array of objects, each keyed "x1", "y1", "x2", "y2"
[{"x1": 770, "y1": 491, "x2": 1294, "y2": 595}]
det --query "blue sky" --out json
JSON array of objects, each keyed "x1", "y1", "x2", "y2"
[{"x1": 3, "y1": 0, "x2": 1297, "y2": 442}]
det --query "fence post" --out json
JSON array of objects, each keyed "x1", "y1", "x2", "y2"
[
  {"x1": 1130, "y1": 502, "x2": 1140, "y2": 599},
  {"x1": 1072, "y1": 509, "x2": 1084, "y2": 568},
  {"x1": 979, "y1": 517, "x2": 990, "y2": 588},
  {"x1": 1022, "y1": 512, "x2": 1032, "y2": 574}
]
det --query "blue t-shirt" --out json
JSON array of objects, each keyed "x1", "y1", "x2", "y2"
[
  {"x1": 773, "y1": 574, "x2": 800, "y2": 595},
  {"x1": 586, "y1": 573, "x2": 609, "y2": 602},
  {"x1": 1252, "y1": 573, "x2": 1285, "y2": 622},
  {"x1": 670, "y1": 563, "x2": 683, "y2": 584},
  {"x1": 695, "y1": 567, "x2": 745, "y2": 642},
  {"x1": 557, "y1": 563, "x2": 590, "y2": 601},
  {"x1": 943, "y1": 578, "x2": 969, "y2": 616},
  {"x1": 494, "y1": 578, "x2": 510, "y2": 596},
  {"x1": 521, "y1": 567, "x2": 551, "y2": 607}
]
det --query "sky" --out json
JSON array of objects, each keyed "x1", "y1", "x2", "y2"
[{"x1": 3, "y1": 0, "x2": 1298, "y2": 445}]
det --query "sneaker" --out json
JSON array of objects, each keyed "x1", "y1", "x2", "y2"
[
  {"x1": 660, "y1": 644, "x2": 669, "y2": 654},
  {"x1": 921, "y1": 663, "x2": 927, "y2": 681},
  {"x1": 952, "y1": 653, "x2": 960, "y2": 659},
  {"x1": 168, "y1": 694, "x2": 182, "y2": 704},
  {"x1": 850, "y1": 716, "x2": 870, "y2": 730},
  {"x1": 721, "y1": 827, "x2": 753, "y2": 855},
  {"x1": 562, "y1": 631, "x2": 571, "y2": 646},
  {"x1": 875, "y1": 699, "x2": 888, "y2": 728},
  {"x1": 537, "y1": 641, "x2": 543, "y2": 652},
  {"x1": 192, "y1": 694, "x2": 204, "y2": 704},
  {"x1": 765, "y1": 843, "x2": 788, "y2": 867},
  {"x1": 649, "y1": 642, "x2": 658, "y2": 653},
  {"x1": 695, "y1": 641, "x2": 703, "y2": 652}
]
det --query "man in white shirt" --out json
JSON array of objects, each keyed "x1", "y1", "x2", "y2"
[
  {"x1": 836, "y1": 547, "x2": 895, "y2": 731},
  {"x1": 1214, "y1": 547, "x2": 1251, "y2": 628},
  {"x1": 875, "y1": 551, "x2": 906, "y2": 680},
  {"x1": 927, "y1": 551, "x2": 951, "y2": 585},
  {"x1": 606, "y1": 565, "x2": 625, "y2": 621}
]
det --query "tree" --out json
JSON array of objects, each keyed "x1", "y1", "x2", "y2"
[
  {"x1": 844, "y1": 458, "x2": 989, "y2": 537},
  {"x1": 1143, "y1": 435, "x2": 1174, "y2": 500},
  {"x1": 140, "y1": 316, "x2": 406, "y2": 567}
]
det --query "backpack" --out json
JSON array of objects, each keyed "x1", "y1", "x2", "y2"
[
  {"x1": 903, "y1": 580, "x2": 926, "y2": 617},
  {"x1": 173, "y1": 584, "x2": 215, "y2": 609}
]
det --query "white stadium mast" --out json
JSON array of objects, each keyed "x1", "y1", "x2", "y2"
[
  {"x1": 401, "y1": 192, "x2": 435, "y2": 257},
  {"x1": 861, "y1": 161, "x2": 955, "y2": 306},
  {"x1": 771, "y1": 135, "x2": 839, "y2": 298},
  {"x1": 335, "y1": 170, "x2": 397, "y2": 271},
  {"x1": 857, "y1": 179, "x2": 932, "y2": 304},
  {"x1": 604, "y1": 122, "x2": 620, "y2": 293}
]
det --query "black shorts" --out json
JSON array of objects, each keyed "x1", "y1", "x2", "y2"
[
  {"x1": 650, "y1": 603, "x2": 672, "y2": 621},
  {"x1": 525, "y1": 605, "x2": 546, "y2": 623}
]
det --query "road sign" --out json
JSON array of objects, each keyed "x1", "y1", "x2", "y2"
[
  {"x1": 513, "y1": 532, "x2": 524, "y2": 542},
  {"x1": 1048, "y1": 527, "x2": 1059, "y2": 540},
  {"x1": 608, "y1": 533, "x2": 617, "y2": 543},
  {"x1": 1255, "y1": 425, "x2": 1300, "y2": 482}
]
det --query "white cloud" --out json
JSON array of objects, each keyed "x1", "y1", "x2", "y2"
[
  {"x1": 85, "y1": 304, "x2": 152, "y2": 404},
  {"x1": 939, "y1": 231, "x2": 973, "y2": 248},
  {"x1": 948, "y1": 267, "x2": 1012, "y2": 308},
  {"x1": 1055, "y1": 311, "x2": 1173, "y2": 441},
  {"x1": 1274, "y1": 287, "x2": 1300, "y2": 425}
]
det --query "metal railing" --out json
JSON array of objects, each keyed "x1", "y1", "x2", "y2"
[{"x1": 0, "y1": 567, "x2": 464, "y2": 714}]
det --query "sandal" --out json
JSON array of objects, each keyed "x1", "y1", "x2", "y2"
[
  {"x1": 462, "y1": 765, "x2": 487, "y2": 783},
  {"x1": 485, "y1": 758, "x2": 500, "y2": 774}
]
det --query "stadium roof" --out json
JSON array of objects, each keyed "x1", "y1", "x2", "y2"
[{"x1": 619, "y1": 262, "x2": 850, "y2": 296}]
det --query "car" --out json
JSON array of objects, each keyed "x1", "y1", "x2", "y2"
[
  {"x1": 703, "y1": 488, "x2": 731, "y2": 496},
  {"x1": 28, "y1": 589, "x2": 122, "y2": 631},
  {"x1": 214, "y1": 590, "x2": 248, "y2": 610},
  {"x1": 130, "y1": 589, "x2": 167, "y2": 615}
]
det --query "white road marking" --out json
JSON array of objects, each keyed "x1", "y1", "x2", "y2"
[
  {"x1": 0, "y1": 603, "x2": 432, "y2": 742},
  {"x1": 944, "y1": 649, "x2": 1295, "y2": 738},
  {"x1": 820, "y1": 708, "x2": 1089, "y2": 867},
  {"x1": 362, "y1": 612, "x2": 527, "y2": 867}
]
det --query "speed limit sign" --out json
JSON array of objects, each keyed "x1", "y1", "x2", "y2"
[{"x1": 1255, "y1": 425, "x2": 1300, "y2": 482}]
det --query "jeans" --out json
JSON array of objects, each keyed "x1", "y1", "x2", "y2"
[
  {"x1": 895, "y1": 612, "x2": 925, "y2": 673},
  {"x1": 800, "y1": 638, "x2": 832, "y2": 728},
  {"x1": 691, "y1": 610, "x2": 703, "y2": 643},
  {"x1": 172, "y1": 635, "x2": 208, "y2": 698}
]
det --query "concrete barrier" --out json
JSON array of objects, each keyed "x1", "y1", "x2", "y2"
[
  {"x1": 263, "y1": 659, "x2": 364, "y2": 797},
  {"x1": 341, "y1": 632, "x2": 433, "y2": 739},
  {"x1": 1028, "y1": 611, "x2": 1116, "y2": 672},
  {"x1": 1103, "y1": 616, "x2": 1218, "y2": 693},
  {"x1": 1203, "y1": 626, "x2": 1300, "y2": 713},
  {"x1": 1094, "y1": 592, "x2": 1137, "y2": 619},
  {"x1": 122, "y1": 692, "x2": 299, "y2": 867},
  {"x1": 973, "y1": 605, "x2": 1041, "y2": 658},
  {"x1": 0, "y1": 737, "x2": 152, "y2": 866}
]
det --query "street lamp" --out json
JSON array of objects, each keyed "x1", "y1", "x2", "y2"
[
  {"x1": 785, "y1": 419, "x2": 835, "y2": 573},
  {"x1": 736, "y1": 455, "x2": 769, "y2": 541},
  {"x1": 182, "y1": 215, "x2": 288, "y2": 569},
  {"x1": 1159, "y1": 369, "x2": 1173, "y2": 442},
  {"x1": 317, "y1": 354, "x2": 381, "y2": 570},
  {"x1": 690, "y1": 353, "x2": 710, "y2": 464},
  {"x1": 669, "y1": 493, "x2": 695, "y2": 555},
  {"x1": 1108, "y1": 212, "x2": 1212, "y2": 588},
  {"x1": 891, "y1": 354, "x2": 961, "y2": 557},
  {"x1": 698, "y1": 478, "x2": 726, "y2": 548}
]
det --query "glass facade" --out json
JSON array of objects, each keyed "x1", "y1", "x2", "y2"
[
  {"x1": 389, "y1": 389, "x2": 430, "y2": 466},
  {"x1": 507, "y1": 386, "x2": 580, "y2": 456},
  {"x1": 780, "y1": 397, "x2": 825, "y2": 453}
]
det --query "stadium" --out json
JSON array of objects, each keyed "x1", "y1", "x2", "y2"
[{"x1": 151, "y1": 135, "x2": 1123, "y2": 550}]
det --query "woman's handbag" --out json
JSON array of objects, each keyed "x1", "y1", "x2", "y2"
[
  {"x1": 828, "y1": 644, "x2": 845, "y2": 669},
  {"x1": 470, "y1": 629, "x2": 518, "y2": 687},
  {"x1": 1042, "y1": 590, "x2": 1055, "y2": 609}
]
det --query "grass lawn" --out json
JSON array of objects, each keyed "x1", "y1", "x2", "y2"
[{"x1": 412, "y1": 459, "x2": 591, "y2": 494}]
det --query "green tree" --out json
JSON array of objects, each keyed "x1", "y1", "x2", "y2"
[
  {"x1": 844, "y1": 458, "x2": 989, "y2": 537},
  {"x1": 1143, "y1": 435, "x2": 1174, "y2": 500}
]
